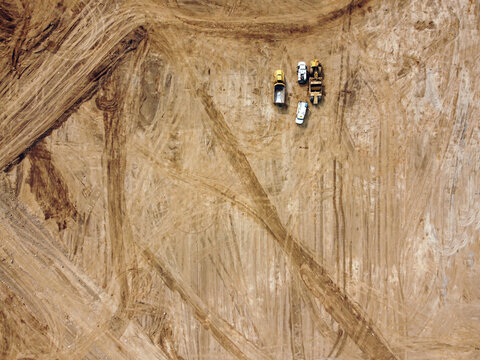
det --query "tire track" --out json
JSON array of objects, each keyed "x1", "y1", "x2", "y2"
[
  {"x1": 109, "y1": 38, "x2": 273, "y2": 359},
  {"x1": 0, "y1": 0, "x2": 374, "y2": 169},
  {"x1": 0, "y1": 190, "x2": 163, "y2": 359},
  {"x1": 94, "y1": 36, "x2": 183, "y2": 357},
  {"x1": 332, "y1": 1, "x2": 352, "y2": 302},
  {"x1": 164, "y1": 0, "x2": 375, "y2": 40},
  {"x1": 136, "y1": 140, "x2": 333, "y2": 323},
  {"x1": 0, "y1": 279, "x2": 58, "y2": 358},
  {"x1": 135, "y1": 145, "x2": 357, "y2": 358},
  {"x1": 289, "y1": 279, "x2": 305, "y2": 360},
  {"x1": 3, "y1": 1, "x2": 467, "y2": 359},
  {"x1": 97, "y1": 57, "x2": 133, "y2": 337},
  {"x1": 151, "y1": 55, "x2": 395, "y2": 354},
  {"x1": 202, "y1": 235, "x2": 264, "y2": 346},
  {"x1": 26, "y1": 142, "x2": 78, "y2": 231},
  {"x1": 10, "y1": 1, "x2": 31, "y2": 72},
  {"x1": 0, "y1": 0, "x2": 147, "y2": 170},
  {"x1": 142, "y1": 248, "x2": 274, "y2": 360},
  {"x1": 186, "y1": 75, "x2": 398, "y2": 359}
]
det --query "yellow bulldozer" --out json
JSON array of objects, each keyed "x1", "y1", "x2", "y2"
[{"x1": 308, "y1": 60, "x2": 323, "y2": 105}]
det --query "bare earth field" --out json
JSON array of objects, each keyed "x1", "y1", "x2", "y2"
[{"x1": 0, "y1": 0, "x2": 479, "y2": 359}]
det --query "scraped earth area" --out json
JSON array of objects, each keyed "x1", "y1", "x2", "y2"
[{"x1": 0, "y1": 0, "x2": 479, "y2": 359}]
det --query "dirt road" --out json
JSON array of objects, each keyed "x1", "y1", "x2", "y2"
[{"x1": 0, "y1": 0, "x2": 479, "y2": 359}]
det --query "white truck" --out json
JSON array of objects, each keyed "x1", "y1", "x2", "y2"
[
  {"x1": 297, "y1": 61, "x2": 307, "y2": 84},
  {"x1": 296, "y1": 101, "x2": 308, "y2": 125},
  {"x1": 273, "y1": 70, "x2": 286, "y2": 105}
]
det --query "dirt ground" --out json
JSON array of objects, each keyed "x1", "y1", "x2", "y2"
[{"x1": 0, "y1": 0, "x2": 479, "y2": 359}]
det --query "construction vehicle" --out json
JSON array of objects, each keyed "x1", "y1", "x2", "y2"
[
  {"x1": 297, "y1": 61, "x2": 307, "y2": 84},
  {"x1": 295, "y1": 101, "x2": 308, "y2": 125},
  {"x1": 308, "y1": 59, "x2": 323, "y2": 104},
  {"x1": 309, "y1": 59, "x2": 323, "y2": 77},
  {"x1": 273, "y1": 70, "x2": 286, "y2": 105},
  {"x1": 309, "y1": 78, "x2": 323, "y2": 104}
]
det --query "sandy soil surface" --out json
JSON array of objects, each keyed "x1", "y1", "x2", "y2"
[{"x1": 0, "y1": 0, "x2": 479, "y2": 359}]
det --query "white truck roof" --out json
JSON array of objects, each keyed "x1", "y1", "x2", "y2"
[{"x1": 296, "y1": 101, "x2": 308, "y2": 124}]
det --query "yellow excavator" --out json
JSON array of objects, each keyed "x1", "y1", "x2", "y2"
[
  {"x1": 308, "y1": 60, "x2": 323, "y2": 105},
  {"x1": 273, "y1": 70, "x2": 286, "y2": 105}
]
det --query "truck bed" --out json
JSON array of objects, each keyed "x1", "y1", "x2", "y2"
[{"x1": 274, "y1": 84, "x2": 285, "y2": 104}]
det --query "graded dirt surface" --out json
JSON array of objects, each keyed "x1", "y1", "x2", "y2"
[{"x1": 0, "y1": 0, "x2": 479, "y2": 359}]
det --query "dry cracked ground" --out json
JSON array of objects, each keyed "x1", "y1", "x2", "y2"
[{"x1": 0, "y1": 0, "x2": 479, "y2": 359}]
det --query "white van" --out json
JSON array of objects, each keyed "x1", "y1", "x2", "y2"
[{"x1": 296, "y1": 101, "x2": 308, "y2": 125}]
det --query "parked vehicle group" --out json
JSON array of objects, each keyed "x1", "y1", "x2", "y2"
[{"x1": 273, "y1": 59, "x2": 324, "y2": 125}]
